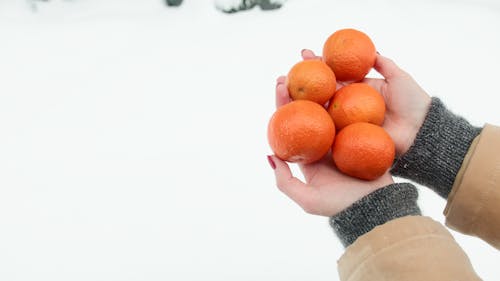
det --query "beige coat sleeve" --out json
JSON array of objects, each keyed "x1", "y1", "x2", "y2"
[
  {"x1": 337, "y1": 216, "x2": 481, "y2": 281},
  {"x1": 444, "y1": 123, "x2": 500, "y2": 250},
  {"x1": 337, "y1": 124, "x2": 500, "y2": 281}
]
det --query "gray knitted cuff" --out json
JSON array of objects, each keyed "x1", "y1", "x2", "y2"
[
  {"x1": 390, "y1": 98, "x2": 481, "y2": 198},
  {"x1": 330, "y1": 183, "x2": 420, "y2": 247}
]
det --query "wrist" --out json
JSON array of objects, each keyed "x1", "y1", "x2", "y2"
[
  {"x1": 391, "y1": 97, "x2": 481, "y2": 198},
  {"x1": 400, "y1": 96, "x2": 432, "y2": 155},
  {"x1": 330, "y1": 183, "x2": 421, "y2": 247}
]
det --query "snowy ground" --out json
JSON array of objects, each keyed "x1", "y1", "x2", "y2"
[{"x1": 0, "y1": 0, "x2": 499, "y2": 280}]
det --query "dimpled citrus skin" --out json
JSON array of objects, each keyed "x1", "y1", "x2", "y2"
[
  {"x1": 327, "y1": 83, "x2": 385, "y2": 130},
  {"x1": 287, "y1": 60, "x2": 336, "y2": 106},
  {"x1": 268, "y1": 100, "x2": 336, "y2": 164},
  {"x1": 333, "y1": 122, "x2": 395, "y2": 180},
  {"x1": 322, "y1": 28, "x2": 376, "y2": 82}
]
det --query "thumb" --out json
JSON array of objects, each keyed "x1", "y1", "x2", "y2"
[
  {"x1": 374, "y1": 54, "x2": 406, "y2": 80},
  {"x1": 301, "y1": 49, "x2": 322, "y2": 61}
]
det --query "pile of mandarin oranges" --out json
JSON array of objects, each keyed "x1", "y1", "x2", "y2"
[{"x1": 267, "y1": 28, "x2": 395, "y2": 181}]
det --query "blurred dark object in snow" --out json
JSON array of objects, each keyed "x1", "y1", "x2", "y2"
[
  {"x1": 28, "y1": 0, "x2": 285, "y2": 13},
  {"x1": 216, "y1": 0, "x2": 284, "y2": 14},
  {"x1": 165, "y1": 0, "x2": 183, "y2": 6},
  {"x1": 28, "y1": 0, "x2": 49, "y2": 12}
]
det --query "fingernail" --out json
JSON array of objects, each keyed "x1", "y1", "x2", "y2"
[
  {"x1": 301, "y1": 49, "x2": 307, "y2": 56},
  {"x1": 267, "y1": 155, "x2": 276, "y2": 170}
]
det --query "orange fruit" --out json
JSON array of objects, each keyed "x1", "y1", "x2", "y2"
[
  {"x1": 268, "y1": 100, "x2": 335, "y2": 164},
  {"x1": 327, "y1": 83, "x2": 385, "y2": 130},
  {"x1": 332, "y1": 122, "x2": 395, "y2": 180},
  {"x1": 286, "y1": 60, "x2": 336, "y2": 106},
  {"x1": 322, "y1": 28, "x2": 376, "y2": 82}
]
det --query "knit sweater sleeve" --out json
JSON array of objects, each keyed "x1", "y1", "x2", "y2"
[
  {"x1": 390, "y1": 97, "x2": 481, "y2": 198},
  {"x1": 330, "y1": 183, "x2": 421, "y2": 247}
]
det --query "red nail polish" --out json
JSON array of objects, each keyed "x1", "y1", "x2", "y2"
[{"x1": 267, "y1": 155, "x2": 276, "y2": 170}]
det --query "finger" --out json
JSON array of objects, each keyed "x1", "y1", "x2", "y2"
[
  {"x1": 275, "y1": 78, "x2": 291, "y2": 108},
  {"x1": 362, "y1": 78, "x2": 385, "y2": 93},
  {"x1": 301, "y1": 49, "x2": 322, "y2": 61},
  {"x1": 276, "y1": 75, "x2": 286, "y2": 84},
  {"x1": 269, "y1": 155, "x2": 318, "y2": 212},
  {"x1": 374, "y1": 54, "x2": 405, "y2": 80}
]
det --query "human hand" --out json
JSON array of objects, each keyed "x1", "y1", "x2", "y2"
[{"x1": 268, "y1": 50, "x2": 394, "y2": 217}]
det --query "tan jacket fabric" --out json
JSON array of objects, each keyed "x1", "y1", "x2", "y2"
[
  {"x1": 338, "y1": 124, "x2": 500, "y2": 281},
  {"x1": 338, "y1": 216, "x2": 480, "y2": 281},
  {"x1": 445, "y1": 124, "x2": 500, "y2": 250}
]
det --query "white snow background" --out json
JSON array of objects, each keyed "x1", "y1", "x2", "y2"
[{"x1": 0, "y1": 0, "x2": 499, "y2": 280}]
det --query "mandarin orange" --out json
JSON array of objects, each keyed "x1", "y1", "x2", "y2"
[
  {"x1": 268, "y1": 100, "x2": 335, "y2": 164},
  {"x1": 287, "y1": 60, "x2": 336, "y2": 106},
  {"x1": 327, "y1": 83, "x2": 385, "y2": 130},
  {"x1": 322, "y1": 28, "x2": 376, "y2": 82},
  {"x1": 332, "y1": 122, "x2": 394, "y2": 180}
]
